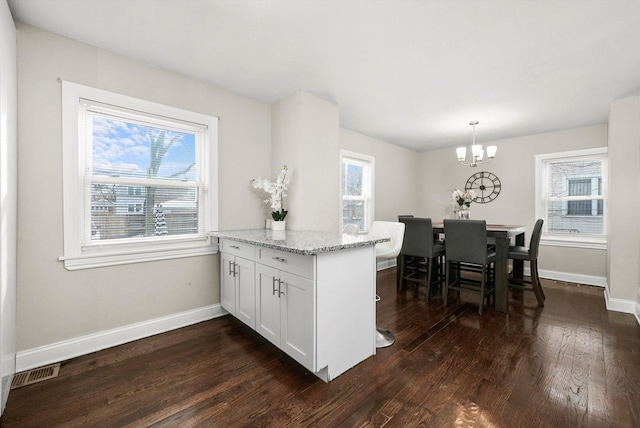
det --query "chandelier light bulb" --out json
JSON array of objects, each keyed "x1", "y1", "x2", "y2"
[
  {"x1": 487, "y1": 145, "x2": 497, "y2": 159},
  {"x1": 456, "y1": 147, "x2": 467, "y2": 161},
  {"x1": 456, "y1": 121, "x2": 497, "y2": 167}
]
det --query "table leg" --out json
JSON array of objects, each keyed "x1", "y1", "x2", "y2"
[{"x1": 495, "y1": 236, "x2": 509, "y2": 313}]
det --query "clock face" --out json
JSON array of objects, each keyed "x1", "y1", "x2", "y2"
[{"x1": 465, "y1": 171, "x2": 501, "y2": 204}]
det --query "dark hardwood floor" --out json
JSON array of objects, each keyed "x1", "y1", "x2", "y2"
[{"x1": 2, "y1": 268, "x2": 640, "y2": 427}]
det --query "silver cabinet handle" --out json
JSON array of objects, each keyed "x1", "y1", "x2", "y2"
[
  {"x1": 272, "y1": 277, "x2": 278, "y2": 296},
  {"x1": 272, "y1": 256, "x2": 286, "y2": 263},
  {"x1": 228, "y1": 260, "x2": 234, "y2": 276},
  {"x1": 278, "y1": 279, "x2": 285, "y2": 297},
  {"x1": 230, "y1": 245, "x2": 240, "y2": 250},
  {"x1": 233, "y1": 262, "x2": 238, "y2": 277}
]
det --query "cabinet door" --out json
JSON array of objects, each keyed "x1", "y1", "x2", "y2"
[
  {"x1": 235, "y1": 256, "x2": 256, "y2": 329},
  {"x1": 255, "y1": 263, "x2": 281, "y2": 347},
  {"x1": 280, "y1": 271, "x2": 315, "y2": 371},
  {"x1": 220, "y1": 252, "x2": 236, "y2": 315}
]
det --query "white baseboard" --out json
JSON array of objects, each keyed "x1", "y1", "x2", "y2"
[
  {"x1": 532, "y1": 267, "x2": 607, "y2": 287},
  {"x1": 16, "y1": 304, "x2": 228, "y2": 372},
  {"x1": 376, "y1": 257, "x2": 397, "y2": 271},
  {"x1": 522, "y1": 268, "x2": 640, "y2": 325},
  {"x1": 381, "y1": 262, "x2": 607, "y2": 286},
  {"x1": 603, "y1": 285, "x2": 639, "y2": 316}
]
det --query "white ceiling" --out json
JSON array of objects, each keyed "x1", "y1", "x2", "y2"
[{"x1": 7, "y1": 0, "x2": 640, "y2": 152}]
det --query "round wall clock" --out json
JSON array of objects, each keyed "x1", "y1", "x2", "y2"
[{"x1": 465, "y1": 171, "x2": 501, "y2": 203}]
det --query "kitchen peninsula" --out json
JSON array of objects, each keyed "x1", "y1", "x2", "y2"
[{"x1": 212, "y1": 229, "x2": 388, "y2": 382}]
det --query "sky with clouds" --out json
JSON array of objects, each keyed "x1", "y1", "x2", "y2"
[{"x1": 91, "y1": 117, "x2": 196, "y2": 180}]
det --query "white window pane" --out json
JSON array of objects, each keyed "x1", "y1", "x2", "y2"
[
  {"x1": 92, "y1": 117, "x2": 196, "y2": 181},
  {"x1": 342, "y1": 200, "x2": 365, "y2": 232},
  {"x1": 545, "y1": 156, "x2": 604, "y2": 236},
  {"x1": 547, "y1": 200, "x2": 603, "y2": 234},
  {"x1": 62, "y1": 81, "x2": 218, "y2": 269},
  {"x1": 91, "y1": 184, "x2": 199, "y2": 240},
  {"x1": 342, "y1": 162, "x2": 363, "y2": 197},
  {"x1": 549, "y1": 160, "x2": 602, "y2": 198},
  {"x1": 340, "y1": 151, "x2": 374, "y2": 232}
]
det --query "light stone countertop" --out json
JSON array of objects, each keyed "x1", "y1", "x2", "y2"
[{"x1": 210, "y1": 229, "x2": 389, "y2": 255}]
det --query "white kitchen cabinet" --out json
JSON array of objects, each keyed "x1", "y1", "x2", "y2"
[
  {"x1": 255, "y1": 263, "x2": 314, "y2": 371},
  {"x1": 220, "y1": 240, "x2": 256, "y2": 329},
  {"x1": 215, "y1": 230, "x2": 383, "y2": 382}
]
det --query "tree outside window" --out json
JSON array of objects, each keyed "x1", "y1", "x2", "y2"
[{"x1": 341, "y1": 151, "x2": 374, "y2": 233}]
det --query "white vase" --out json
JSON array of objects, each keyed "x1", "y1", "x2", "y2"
[
  {"x1": 271, "y1": 220, "x2": 286, "y2": 231},
  {"x1": 457, "y1": 208, "x2": 470, "y2": 219},
  {"x1": 265, "y1": 219, "x2": 272, "y2": 229}
]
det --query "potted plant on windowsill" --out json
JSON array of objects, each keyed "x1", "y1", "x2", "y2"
[{"x1": 251, "y1": 165, "x2": 290, "y2": 230}]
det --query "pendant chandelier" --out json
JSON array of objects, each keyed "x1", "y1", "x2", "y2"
[{"x1": 456, "y1": 121, "x2": 497, "y2": 167}]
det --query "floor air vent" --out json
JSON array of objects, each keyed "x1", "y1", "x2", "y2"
[{"x1": 11, "y1": 363, "x2": 60, "y2": 389}]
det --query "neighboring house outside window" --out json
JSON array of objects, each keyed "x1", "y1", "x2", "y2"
[
  {"x1": 340, "y1": 150, "x2": 374, "y2": 233},
  {"x1": 567, "y1": 178, "x2": 603, "y2": 216},
  {"x1": 535, "y1": 147, "x2": 607, "y2": 249},
  {"x1": 61, "y1": 81, "x2": 218, "y2": 270}
]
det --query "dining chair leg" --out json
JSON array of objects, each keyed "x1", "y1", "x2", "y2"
[
  {"x1": 413, "y1": 256, "x2": 422, "y2": 296},
  {"x1": 479, "y1": 265, "x2": 486, "y2": 315},
  {"x1": 534, "y1": 260, "x2": 545, "y2": 300},
  {"x1": 444, "y1": 260, "x2": 450, "y2": 306},
  {"x1": 397, "y1": 254, "x2": 405, "y2": 293},
  {"x1": 396, "y1": 254, "x2": 401, "y2": 292},
  {"x1": 530, "y1": 260, "x2": 545, "y2": 307},
  {"x1": 425, "y1": 258, "x2": 433, "y2": 303},
  {"x1": 492, "y1": 262, "x2": 496, "y2": 305},
  {"x1": 455, "y1": 262, "x2": 461, "y2": 301}
]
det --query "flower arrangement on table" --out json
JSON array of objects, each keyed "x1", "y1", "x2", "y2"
[
  {"x1": 250, "y1": 165, "x2": 291, "y2": 223},
  {"x1": 452, "y1": 189, "x2": 476, "y2": 219},
  {"x1": 452, "y1": 189, "x2": 476, "y2": 210}
]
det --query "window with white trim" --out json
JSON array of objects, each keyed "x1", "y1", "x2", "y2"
[
  {"x1": 340, "y1": 150, "x2": 374, "y2": 233},
  {"x1": 535, "y1": 148, "x2": 607, "y2": 249},
  {"x1": 61, "y1": 81, "x2": 218, "y2": 270}
]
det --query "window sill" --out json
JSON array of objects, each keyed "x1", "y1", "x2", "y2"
[
  {"x1": 541, "y1": 234, "x2": 607, "y2": 250},
  {"x1": 60, "y1": 239, "x2": 219, "y2": 270}
]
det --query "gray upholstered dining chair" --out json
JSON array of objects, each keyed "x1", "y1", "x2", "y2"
[
  {"x1": 396, "y1": 215, "x2": 415, "y2": 285},
  {"x1": 443, "y1": 219, "x2": 496, "y2": 315},
  {"x1": 508, "y1": 219, "x2": 545, "y2": 306},
  {"x1": 398, "y1": 217, "x2": 445, "y2": 302}
]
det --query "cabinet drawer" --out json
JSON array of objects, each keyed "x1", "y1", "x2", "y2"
[
  {"x1": 257, "y1": 247, "x2": 314, "y2": 279},
  {"x1": 220, "y1": 239, "x2": 255, "y2": 260}
]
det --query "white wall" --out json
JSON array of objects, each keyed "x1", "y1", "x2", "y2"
[
  {"x1": 418, "y1": 125, "x2": 608, "y2": 283},
  {"x1": 271, "y1": 91, "x2": 340, "y2": 232},
  {"x1": 607, "y1": 96, "x2": 640, "y2": 307},
  {"x1": 340, "y1": 128, "x2": 420, "y2": 222},
  {"x1": 0, "y1": 0, "x2": 17, "y2": 414},
  {"x1": 16, "y1": 23, "x2": 271, "y2": 353}
]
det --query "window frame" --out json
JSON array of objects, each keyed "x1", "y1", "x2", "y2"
[
  {"x1": 340, "y1": 150, "x2": 375, "y2": 233},
  {"x1": 61, "y1": 81, "x2": 218, "y2": 270},
  {"x1": 535, "y1": 147, "x2": 607, "y2": 250}
]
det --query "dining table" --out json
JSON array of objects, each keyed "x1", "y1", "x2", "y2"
[{"x1": 432, "y1": 222, "x2": 526, "y2": 313}]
